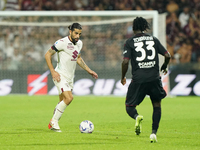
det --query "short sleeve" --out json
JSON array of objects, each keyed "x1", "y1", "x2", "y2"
[
  {"x1": 154, "y1": 37, "x2": 168, "y2": 56},
  {"x1": 52, "y1": 39, "x2": 64, "y2": 51},
  {"x1": 123, "y1": 41, "x2": 131, "y2": 59}
]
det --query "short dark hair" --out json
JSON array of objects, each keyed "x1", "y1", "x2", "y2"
[
  {"x1": 132, "y1": 17, "x2": 150, "y2": 32},
  {"x1": 68, "y1": 23, "x2": 82, "y2": 31}
]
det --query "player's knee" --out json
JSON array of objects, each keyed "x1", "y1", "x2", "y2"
[
  {"x1": 126, "y1": 106, "x2": 137, "y2": 119},
  {"x1": 63, "y1": 95, "x2": 73, "y2": 105},
  {"x1": 126, "y1": 106, "x2": 131, "y2": 115},
  {"x1": 153, "y1": 102, "x2": 161, "y2": 107}
]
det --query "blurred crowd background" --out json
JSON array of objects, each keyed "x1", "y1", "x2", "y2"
[{"x1": 0, "y1": 0, "x2": 200, "y2": 71}]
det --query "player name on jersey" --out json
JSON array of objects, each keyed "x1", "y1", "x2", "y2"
[{"x1": 133, "y1": 36, "x2": 153, "y2": 43}]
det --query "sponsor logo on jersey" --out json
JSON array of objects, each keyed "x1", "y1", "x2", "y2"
[
  {"x1": 67, "y1": 45, "x2": 74, "y2": 50},
  {"x1": 138, "y1": 61, "x2": 155, "y2": 68},
  {"x1": 71, "y1": 50, "x2": 78, "y2": 61},
  {"x1": 54, "y1": 41, "x2": 58, "y2": 46}
]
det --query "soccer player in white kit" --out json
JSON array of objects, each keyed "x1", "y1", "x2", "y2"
[{"x1": 45, "y1": 23, "x2": 98, "y2": 132}]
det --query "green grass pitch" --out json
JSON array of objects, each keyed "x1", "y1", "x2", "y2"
[{"x1": 0, "y1": 95, "x2": 200, "y2": 150}]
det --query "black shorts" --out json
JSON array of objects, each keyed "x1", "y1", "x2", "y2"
[{"x1": 125, "y1": 78, "x2": 167, "y2": 107}]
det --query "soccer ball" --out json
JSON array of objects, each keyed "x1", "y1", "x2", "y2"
[{"x1": 79, "y1": 120, "x2": 94, "y2": 133}]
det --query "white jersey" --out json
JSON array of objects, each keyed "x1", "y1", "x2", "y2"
[{"x1": 52, "y1": 36, "x2": 83, "y2": 82}]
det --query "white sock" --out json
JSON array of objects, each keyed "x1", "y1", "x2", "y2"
[
  {"x1": 53, "y1": 102, "x2": 59, "y2": 115},
  {"x1": 52, "y1": 100, "x2": 67, "y2": 121}
]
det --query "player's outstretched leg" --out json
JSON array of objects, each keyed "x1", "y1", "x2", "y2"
[
  {"x1": 150, "y1": 133, "x2": 157, "y2": 143},
  {"x1": 135, "y1": 115, "x2": 143, "y2": 135}
]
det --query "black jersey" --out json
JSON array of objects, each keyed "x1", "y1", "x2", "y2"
[{"x1": 123, "y1": 33, "x2": 168, "y2": 83}]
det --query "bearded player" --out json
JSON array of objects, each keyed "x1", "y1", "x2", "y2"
[{"x1": 45, "y1": 23, "x2": 98, "y2": 132}]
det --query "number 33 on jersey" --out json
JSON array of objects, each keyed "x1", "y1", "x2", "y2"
[{"x1": 123, "y1": 33, "x2": 167, "y2": 70}]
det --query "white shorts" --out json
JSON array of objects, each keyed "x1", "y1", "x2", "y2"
[{"x1": 53, "y1": 74, "x2": 73, "y2": 95}]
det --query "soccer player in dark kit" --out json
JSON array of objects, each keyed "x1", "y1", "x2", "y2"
[{"x1": 121, "y1": 17, "x2": 171, "y2": 143}]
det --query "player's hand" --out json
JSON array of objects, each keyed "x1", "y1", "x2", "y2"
[
  {"x1": 121, "y1": 77, "x2": 126, "y2": 85},
  {"x1": 52, "y1": 71, "x2": 61, "y2": 82},
  {"x1": 89, "y1": 70, "x2": 98, "y2": 79},
  {"x1": 161, "y1": 64, "x2": 168, "y2": 75}
]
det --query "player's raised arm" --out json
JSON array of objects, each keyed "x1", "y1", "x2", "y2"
[{"x1": 77, "y1": 54, "x2": 98, "y2": 79}]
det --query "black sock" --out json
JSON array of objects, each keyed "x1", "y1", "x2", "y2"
[
  {"x1": 126, "y1": 106, "x2": 138, "y2": 120},
  {"x1": 152, "y1": 107, "x2": 161, "y2": 134}
]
